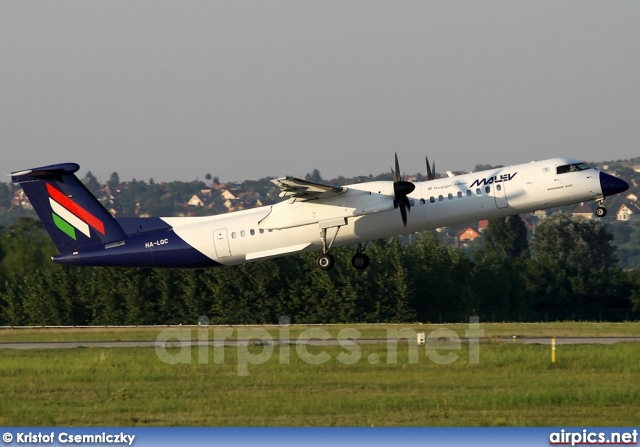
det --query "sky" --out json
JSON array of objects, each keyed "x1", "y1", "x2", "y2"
[{"x1": 1, "y1": 1, "x2": 639, "y2": 183}]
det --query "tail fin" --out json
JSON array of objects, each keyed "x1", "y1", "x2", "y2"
[{"x1": 11, "y1": 163, "x2": 128, "y2": 253}]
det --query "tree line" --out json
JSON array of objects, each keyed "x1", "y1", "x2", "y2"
[{"x1": 0, "y1": 213, "x2": 639, "y2": 326}]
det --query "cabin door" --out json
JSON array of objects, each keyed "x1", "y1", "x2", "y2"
[
  {"x1": 213, "y1": 229, "x2": 231, "y2": 258},
  {"x1": 493, "y1": 182, "x2": 508, "y2": 208}
]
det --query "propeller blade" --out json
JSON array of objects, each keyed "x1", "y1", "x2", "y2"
[
  {"x1": 399, "y1": 201, "x2": 408, "y2": 226},
  {"x1": 426, "y1": 155, "x2": 437, "y2": 181},
  {"x1": 426, "y1": 156, "x2": 434, "y2": 181},
  {"x1": 391, "y1": 153, "x2": 415, "y2": 227}
]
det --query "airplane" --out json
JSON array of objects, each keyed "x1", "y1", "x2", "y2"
[{"x1": 11, "y1": 155, "x2": 629, "y2": 270}]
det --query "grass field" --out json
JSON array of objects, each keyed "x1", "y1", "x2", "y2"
[{"x1": 1, "y1": 335, "x2": 639, "y2": 426}]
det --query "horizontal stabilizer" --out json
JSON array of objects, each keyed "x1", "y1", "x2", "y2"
[{"x1": 11, "y1": 163, "x2": 81, "y2": 183}]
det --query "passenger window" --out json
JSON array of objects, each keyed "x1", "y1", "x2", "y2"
[
  {"x1": 457, "y1": 191, "x2": 462, "y2": 198},
  {"x1": 231, "y1": 232, "x2": 237, "y2": 239},
  {"x1": 438, "y1": 195, "x2": 443, "y2": 202},
  {"x1": 496, "y1": 184, "x2": 502, "y2": 191},
  {"x1": 467, "y1": 190, "x2": 472, "y2": 197},
  {"x1": 448, "y1": 193, "x2": 453, "y2": 200},
  {"x1": 259, "y1": 229, "x2": 264, "y2": 234},
  {"x1": 476, "y1": 188, "x2": 481, "y2": 195},
  {"x1": 250, "y1": 229, "x2": 255, "y2": 236},
  {"x1": 430, "y1": 196, "x2": 435, "y2": 203},
  {"x1": 241, "y1": 230, "x2": 246, "y2": 237},
  {"x1": 485, "y1": 186, "x2": 491, "y2": 193},
  {"x1": 420, "y1": 198, "x2": 425, "y2": 204}
]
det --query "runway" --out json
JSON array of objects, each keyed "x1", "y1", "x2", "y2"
[{"x1": 1, "y1": 336, "x2": 639, "y2": 349}]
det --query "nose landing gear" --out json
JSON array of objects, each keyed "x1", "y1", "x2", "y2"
[{"x1": 595, "y1": 198, "x2": 607, "y2": 218}]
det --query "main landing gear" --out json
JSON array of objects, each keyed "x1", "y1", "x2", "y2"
[
  {"x1": 316, "y1": 154, "x2": 414, "y2": 271},
  {"x1": 316, "y1": 253, "x2": 335, "y2": 270},
  {"x1": 316, "y1": 228, "x2": 370, "y2": 271},
  {"x1": 351, "y1": 243, "x2": 370, "y2": 270},
  {"x1": 595, "y1": 198, "x2": 607, "y2": 218},
  {"x1": 316, "y1": 227, "x2": 339, "y2": 271}
]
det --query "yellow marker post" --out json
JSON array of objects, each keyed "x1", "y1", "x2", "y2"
[{"x1": 551, "y1": 337, "x2": 556, "y2": 364}]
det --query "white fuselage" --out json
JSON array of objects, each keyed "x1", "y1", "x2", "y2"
[{"x1": 164, "y1": 158, "x2": 604, "y2": 266}]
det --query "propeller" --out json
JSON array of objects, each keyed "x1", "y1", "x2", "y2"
[
  {"x1": 391, "y1": 152, "x2": 415, "y2": 226},
  {"x1": 425, "y1": 156, "x2": 436, "y2": 181}
]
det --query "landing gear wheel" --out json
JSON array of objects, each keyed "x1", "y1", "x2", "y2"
[
  {"x1": 596, "y1": 207, "x2": 607, "y2": 218},
  {"x1": 317, "y1": 254, "x2": 335, "y2": 270},
  {"x1": 351, "y1": 253, "x2": 370, "y2": 270}
]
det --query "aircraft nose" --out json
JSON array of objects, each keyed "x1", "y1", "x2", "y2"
[{"x1": 600, "y1": 171, "x2": 629, "y2": 197}]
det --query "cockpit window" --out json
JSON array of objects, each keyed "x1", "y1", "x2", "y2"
[{"x1": 556, "y1": 163, "x2": 592, "y2": 174}]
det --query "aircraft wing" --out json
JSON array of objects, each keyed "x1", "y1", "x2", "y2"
[{"x1": 271, "y1": 177, "x2": 346, "y2": 200}]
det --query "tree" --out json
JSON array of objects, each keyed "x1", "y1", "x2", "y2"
[
  {"x1": 471, "y1": 250, "x2": 525, "y2": 321},
  {"x1": 628, "y1": 223, "x2": 640, "y2": 249},
  {"x1": 107, "y1": 172, "x2": 120, "y2": 190},
  {"x1": 629, "y1": 271, "x2": 640, "y2": 314},
  {"x1": 82, "y1": 171, "x2": 101, "y2": 195},
  {"x1": 483, "y1": 215, "x2": 529, "y2": 258},
  {"x1": 411, "y1": 233, "x2": 474, "y2": 322},
  {"x1": 305, "y1": 169, "x2": 323, "y2": 183},
  {"x1": 530, "y1": 212, "x2": 617, "y2": 272},
  {"x1": 474, "y1": 164, "x2": 503, "y2": 172},
  {"x1": 0, "y1": 217, "x2": 57, "y2": 278},
  {"x1": 0, "y1": 183, "x2": 13, "y2": 208}
]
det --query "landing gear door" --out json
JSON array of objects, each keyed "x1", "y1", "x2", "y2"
[{"x1": 213, "y1": 229, "x2": 231, "y2": 258}]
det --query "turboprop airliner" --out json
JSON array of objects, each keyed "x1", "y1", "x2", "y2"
[{"x1": 11, "y1": 155, "x2": 628, "y2": 270}]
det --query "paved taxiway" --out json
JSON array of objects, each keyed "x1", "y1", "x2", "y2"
[{"x1": 1, "y1": 337, "x2": 639, "y2": 349}]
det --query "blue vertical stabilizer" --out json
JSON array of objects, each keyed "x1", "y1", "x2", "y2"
[{"x1": 11, "y1": 163, "x2": 128, "y2": 253}]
